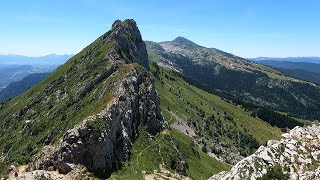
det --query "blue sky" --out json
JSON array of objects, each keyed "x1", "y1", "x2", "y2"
[{"x1": 0, "y1": 0, "x2": 319, "y2": 57}]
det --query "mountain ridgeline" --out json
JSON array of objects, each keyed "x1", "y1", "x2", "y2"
[
  {"x1": 0, "y1": 19, "x2": 167, "y2": 177},
  {"x1": 146, "y1": 38, "x2": 320, "y2": 120},
  {"x1": 253, "y1": 60, "x2": 320, "y2": 85}
]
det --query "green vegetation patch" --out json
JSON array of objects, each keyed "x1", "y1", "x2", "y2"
[
  {"x1": 257, "y1": 166, "x2": 290, "y2": 180},
  {"x1": 0, "y1": 33, "x2": 135, "y2": 174},
  {"x1": 149, "y1": 57, "x2": 282, "y2": 146},
  {"x1": 171, "y1": 129, "x2": 231, "y2": 179}
]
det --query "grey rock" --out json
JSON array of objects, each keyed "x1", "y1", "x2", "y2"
[
  {"x1": 31, "y1": 61, "x2": 166, "y2": 175},
  {"x1": 209, "y1": 124, "x2": 320, "y2": 180},
  {"x1": 108, "y1": 19, "x2": 150, "y2": 71}
]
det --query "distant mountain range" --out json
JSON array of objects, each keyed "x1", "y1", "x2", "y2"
[
  {"x1": 250, "y1": 57, "x2": 320, "y2": 64},
  {"x1": 146, "y1": 37, "x2": 320, "y2": 120},
  {"x1": 0, "y1": 54, "x2": 71, "y2": 89},
  {"x1": 0, "y1": 54, "x2": 73, "y2": 65},
  {"x1": 252, "y1": 60, "x2": 320, "y2": 74},
  {"x1": 0, "y1": 73, "x2": 50, "y2": 102},
  {"x1": 0, "y1": 64, "x2": 56, "y2": 89},
  {"x1": 252, "y1": 60, "x2": 320, "y2": 85}
]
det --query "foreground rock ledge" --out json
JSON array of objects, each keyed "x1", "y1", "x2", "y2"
[{"x1": 210, "y1": 123, "x2": 320, "y2": 180}]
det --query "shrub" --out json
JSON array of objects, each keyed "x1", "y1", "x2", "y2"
[{"x1": 257, "y1": 166, "x2": 289, "y2": 180}]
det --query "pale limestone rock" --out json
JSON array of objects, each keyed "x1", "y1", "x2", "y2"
[{"x1": 209, "y1": 124, "x2": 320, "y2": 180}]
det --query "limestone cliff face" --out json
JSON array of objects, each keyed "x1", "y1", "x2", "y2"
[{"x1": 210, "y1": 124, "x2": 320, "y2": 180}]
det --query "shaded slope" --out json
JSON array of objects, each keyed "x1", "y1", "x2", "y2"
[
  {"x1": 277, "y1": 68, "x2": 320, "y2": 85},
  {"x1": 0, "y1": 65, "x2": 34, "y2": 89},
  {"x1": 0, "y1": 73, "x2": 50, "y2": 102},
  {"x1": 146, "y1": 38, "x2": 320, "y2": 120},
  {"x1": 253, "y1": 60, "x2": 320, "y2": 85},
  {"x1": 255, "y1": 60, "x2": 320, "y2": 74},
  {"x1": 149, "y1": 57, "x2": 282, "y2": 166}
]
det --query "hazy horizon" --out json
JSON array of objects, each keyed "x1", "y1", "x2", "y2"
[{"x1": 1, "y1": 0, "x2": 320, "y2": 57}]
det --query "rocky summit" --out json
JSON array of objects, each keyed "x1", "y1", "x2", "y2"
[
  {"x1": 29, "y1": 20, "x2": 165, "y2": 173},
  {"x1": 210, "y1": 124, "x2": 320, "y2": 180}
]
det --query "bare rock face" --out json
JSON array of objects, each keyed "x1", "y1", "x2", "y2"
[
  {"x1": 108, "y1": 19, "x2": 150, "y2": 71},
  {"x1": 209, "y1": 124, "x2": 320, "y2": 180},
  {"x1": 31, "y1": 67, "x2": 166, "y2": 174}
]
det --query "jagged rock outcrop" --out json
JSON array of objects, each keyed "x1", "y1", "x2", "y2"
[
  {"x1": 31, "y1": 67, "x2": 166, "y2": 174},
  {"x1": 209, "y1": 124, "x2": 320, "y2": 180},
  {"x1": 108, "y1": 19, "x2": 150, "y2": 71}
]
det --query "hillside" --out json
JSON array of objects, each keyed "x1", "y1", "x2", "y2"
[
  {"x1": 276, "y1": 68, "x2": 320, "y2": 85},
  {"x1": 253, "y1": 60, "x2": 320, "y2": 85},
  {"x1": 0, "y1": 19, "x2": 169, "y2": 178},
  {"x1": 0, "y1": 73, "x2": 50, "y2": 102},
  {"x1": 109, "y1": 50, "x2": 284, "y2": 179},
  {"x1": 0, "y1": 20, "x2": 315, "y2": 180},
  {"x1": 0, "y1": 64, "x2": 56, "y2": 90},
  {"x1": 210, "y1": 123, "x2": 320, "y2": 180},
  {"x1": 0, "y1": 19, "x2": 235, "y2": 180},
  {"x1": 0, "y1": 65, "x2": 34, "y2": 89},
  {"x1": 149, "y1": 55, "x2": 282, "y2": 165},
  {"x1": 146, "y1": 38, "x2": 320, "y2": 120}
]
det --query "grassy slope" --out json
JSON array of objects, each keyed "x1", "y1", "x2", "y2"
[
  {"x1": 151, "y1": 60, "x2": 282, "y2": 145},
  {"x1": 110, "y1": 62, "x2": 239, "y2": 180},
  {"x1": 110, "y1": 56, "x2": 282, "y2": 179},
  {"x1": 109, "y1": 128, "x2": 230, "y2": 180},
  {"x1": 171, "y1": 129, "x2": 230, "y2": 179},
  {"x1": 0, "y1": 36, "x2": 133, "y2": 173}
]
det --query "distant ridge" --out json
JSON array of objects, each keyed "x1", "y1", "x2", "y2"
[
  {"x1": 146, "y1": 37, "x2": 320, "y2": 120},
  {"x1": 250, "y1": 57, "x2": 320, "y2": 64},
  {"x1": 172, "y1": 36, "x2": 197, "y2": 45},
  {"x1": 0, "y1": 54, "x2": 73, "y2": 65},
  {"x1": 0, "y1": 73, "x2": 50, "y2": 102}
]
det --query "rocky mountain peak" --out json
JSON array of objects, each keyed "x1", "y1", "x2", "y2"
[
  {"x1": 172, "y1": 36, "x2": 196, "y2": 46},
  {"x1": 112, "y1": 19, "x2": 137, "y2": 30},
  {"x1": 107, "y1": 19, "x2": 150, "y2": 70},
  {"x1": 0, "y1": 19, "x2": 165, "y2": 177}
]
